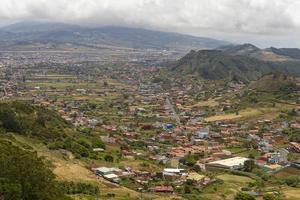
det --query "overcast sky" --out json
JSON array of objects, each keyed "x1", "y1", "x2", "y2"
[{"x1": 0, "y1": 0, "x2": 300, "y2": 47}]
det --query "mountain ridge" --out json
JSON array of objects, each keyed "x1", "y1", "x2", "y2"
[
  {"x1": 219, "y1": 43, "x2": 300, "y2": 61},
  {"x1": 0, "y1": 22, "x2": 230, "y2": 51}
]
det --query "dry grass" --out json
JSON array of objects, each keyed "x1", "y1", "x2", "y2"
[
  {"x1": 200, "y1": 174, "x2": 255, "y2": 200},
  {"x1": 189, "y1": 98, "x2": 219, "y2": 108},
  {"x1": 274, "y1": 167, "x2": 300, "y2": 178},
  {"x1": 204, "y1": 104, "x2": 296, "y2": 122},
  {"x1": 119, "y1": 159, "x2": 162, "y2": 173},
  {"x1": 217, "y1": 174, "x2": 255, "y2": 184},
  {"x1": 10, "y1": 135, "x2": 143, "y2": 200},
  {"x1": 282, "y1": 188, "x2": 300, "y2": 200}
]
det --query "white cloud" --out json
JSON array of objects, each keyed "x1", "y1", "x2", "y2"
[{"x1": 0, "y1": 0, "x2": 299, "y2": 47}]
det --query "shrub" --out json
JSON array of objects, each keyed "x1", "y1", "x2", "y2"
[
  {"x1": 234, "y1": 192, "x2": 255, "y2": 200},
  {"x1": 60, "y1": 181, "x2": 99, "y2": 196}
]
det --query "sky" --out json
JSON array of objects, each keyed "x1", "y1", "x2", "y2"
[{"x1": 0, "y1": 0, "x2": 300, "y2": 48}]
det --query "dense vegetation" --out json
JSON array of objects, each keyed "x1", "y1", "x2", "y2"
[
  {"x1": 283, "y1": 128, "x2": 300, "y2": 142},
  {"x1": 0, "y1": 101, "x2": 105, "y2": 159},
  {"x1": 0, "y1": 140, "x2": 70, "y2": 200},
  {"x1": 60, "y1": 181, "x2": 100, "y2": 196},
  {"x1": 0, "y1": 101, "x2": 70, "y2": 140}
]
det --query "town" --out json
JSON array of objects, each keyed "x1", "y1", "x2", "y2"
[{"x1": 0, "y1": 46, "x2": 299, "y2": 200}]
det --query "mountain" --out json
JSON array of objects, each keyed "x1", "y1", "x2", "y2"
[
  {"x1": 219, "y1": 44, "x2": 300, "y2": 62},
  {"x1": 0, "y1": 22, "x2": 229, "y2": 51},
  {"x1": 168, "y1": 49, "x2": 300, "y2": 82},
  {"x1": 267, "y1": 47, "x2": 300, "y2": 60},
  {"x1": 170, "y1": 49, "x2": 268, "y2": 81},
  {"x1": 1, "y1": 21, "x2": 83, "y2": 33},
  {"x1": 219, "y1": 43, "x2": 260, "y2": 56}
]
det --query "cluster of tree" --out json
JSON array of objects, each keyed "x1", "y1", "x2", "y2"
[
  {"x1": 0, "y1": 140, "x2": 70, "y2": 200},
  {"x1": 235, "y1": 192, "x2": 280, "y2": 200},
  {"x1": 283, "y1": 176, "x2": 300, "y2": 187},
  {"x1": 0, "y1": 101, "x2": 70, "y2": 140},
  {"x1": 244, "y1": 160, "x2": 256, "y2": 172},
  {"x1": 182, "y1": 152, "x2": 204, "y2": 167},
  {"x1": 282, "y1": 128, "x2": 300, "y2": 142},
  {"x1": 234, "y1": 192, "x2": 255, "y2": 200},
  {"x1": 59, "y1": 181, "x2": 100, "y2": 196},
  {"x1": 0, "y1": 101, "x2": 106, "y2": 159}
]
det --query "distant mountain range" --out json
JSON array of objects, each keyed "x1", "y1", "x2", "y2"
[
  {"x1": 0, "y1": 22, "x2": 229, "y2": 51},
  {"x1": 169, "y1": 44, "x2": 300, "y2": 82}
]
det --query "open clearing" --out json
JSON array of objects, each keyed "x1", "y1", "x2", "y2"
[
  {"x1": 189, "y1": 98, "x2": 219, "y2": 108},
  {"x1": 282, "y1": 187, "x2": 300, "y2": 200},
  {"x1": 201, "y1": 174, "x2": 255, "y2": 200},
  {"x1": 274, "y1": 166, "x2": 300, "y2": 178},
  {"x1": 205, "y1": 105, "x2": 295, "y2": 122}
]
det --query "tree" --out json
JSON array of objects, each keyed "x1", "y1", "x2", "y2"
[
  {"x1": 244, "y1": 160, "x2": 256, "y2": 172},
  {"x1": 183, "y1": 185, "x2": 191, "y2": 194},
  {"x1": 234, "y1": 192, "x2": 255, "y2": 200},
  {"x1": 104, "y1": 155, "x2": 114, "y2": 162},
  {"x1": 0, "y1": 140, "x2": 69, "y2": 200},
  {"x1": 183, "y1": 154, "x2": 197, "y2": 167},
  {"x1": 103, "y1": 81, "x2": 109, "y2": 87},
  {"x1": 0, "y1": 178, "x2": 22, "y2": 200}
]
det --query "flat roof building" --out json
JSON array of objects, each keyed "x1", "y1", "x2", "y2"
[{"x1": 206, "y1": 157, "x2": 250, "y2": 170}]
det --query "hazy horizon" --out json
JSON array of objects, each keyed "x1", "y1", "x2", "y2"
[{"x1": 0, "y1": 0, "x2": 299, "y2": 48}]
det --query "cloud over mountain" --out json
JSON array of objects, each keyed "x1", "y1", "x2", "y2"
[{"x1": 0, "y1": 0, "x2": 299, "y2": 47}]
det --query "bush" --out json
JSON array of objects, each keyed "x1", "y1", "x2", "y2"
[
  {"x1": 244, "y1": 160, "x2": 256, "y2": 172},
  {"x1": 234, "y1": 192, "x2": 255, "y2": 200},
  {"x1": 104, "y1": 155, "x2": 114, "y2": 162},
  {"x1": 284, "y1": 176, "x2": 300, "y2": 187},
  {"x1": 263, "y1": 194, "x2": 279, "y2": 200},
  {"x1": 60, "y1": 181, "x2": 100, "y2": 196}
]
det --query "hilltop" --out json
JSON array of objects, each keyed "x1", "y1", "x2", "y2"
[
  {"x1": 220, "y1": 44, "x2": 300, "y2": 62},
  {"x1": 169, "y1": 49, "x2": 268, "y2": 82}
]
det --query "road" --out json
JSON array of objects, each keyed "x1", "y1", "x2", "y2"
[{"x1": 165, "y1": 96, "x2": 181, "y2": 125}]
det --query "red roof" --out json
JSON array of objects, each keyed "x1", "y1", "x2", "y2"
[{"x1": 154, "y1": 186, "x2": 174, "y2": 193}]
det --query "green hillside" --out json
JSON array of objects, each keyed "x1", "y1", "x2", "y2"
[
  {"x1": 169, "y1": 49, "x2": 300, "y2": 82},
  {"x1": 248, "y1": 73, "x2": 298, "y2": 92},
  {"x1": 0, "y1": 101, "x2": 105, "y2": 159},
  {"x1": 0, "y1": 101, "x2": 70, "y2": 140},
  {"x1": 0, "y1": 101, "x2": 103, "y2": 200},
  {"x1": 235, "y1": 73, "x2": 300, "y2": 109},
  {"x1": 0, "y1": 140, "x2": 70, "y2": 200}
]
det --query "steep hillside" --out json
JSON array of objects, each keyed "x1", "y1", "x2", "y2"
[
  {"x1": 0, "y1": 101, "x2": 71, "y2": 140},
  {"x1": 0, "y1": 140, "x2": 70, "y2": 200},
  {"x1": 0, "y1": 101, "x2": 105, "y2": 159}
]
